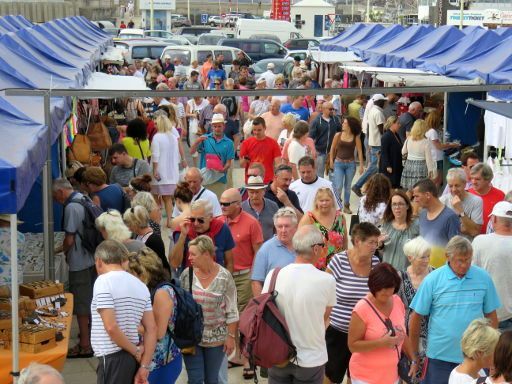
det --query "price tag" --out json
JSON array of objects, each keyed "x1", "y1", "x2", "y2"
[
  {"x1": 55, "y1": 301, "x2": 61, "y2": 310},
  {"x1": 34, "y1": 318, "x2": 40, "y2": 325}
]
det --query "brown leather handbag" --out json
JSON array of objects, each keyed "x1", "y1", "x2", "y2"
[{"x1": 87, "y1": 120, "x2": 112, "y2": 151}]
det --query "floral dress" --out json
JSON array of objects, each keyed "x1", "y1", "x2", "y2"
[
  {"x1": 149, "y1": 285, "x2": 181, "y2": 372},
  {"x1": 308, "y1": 211, "x2": 346, "y2": 270}
]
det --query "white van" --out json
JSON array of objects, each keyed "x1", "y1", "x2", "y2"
[
  {"x1": 235, "y1": 19, "x2": 302, "y2": 43},
  {"x1": 160, "y1": 45, "x2": 250, "y2": 74}
]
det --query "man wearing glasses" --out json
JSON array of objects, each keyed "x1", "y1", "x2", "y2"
[
  {"x1": 170, "y1": 199, "x2": 235, "y2": 274},
  {"x1": 309, "y1": 101, "x2": 341, "y2": 177}
]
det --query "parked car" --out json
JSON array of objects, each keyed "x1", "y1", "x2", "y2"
[
  {"x1": 283, "y1": 38, "x2": 320, "y2": 50},
  {"x1": 249, "y1": 34, "x2": 281, "y2": 43},
  {"x1": 251, "y1": 58, "x2": 294, "y2": 82},
  {"x1": 236, "y1": 19, "x2": 301, "y2": 43},
  {"x1": 171, "y1": 14, "x2": 191, "y2": 27},
  {"x1": 102, "y1": 27, "x2": 120, "y2": 37},
  {"x1": 175, "y1": 26, "x2": 218, "y2": 36},
  {"x1": 118, "y1": 28, "x2": 145, "y2": 39},
  {"x1": 159, "y1": 36, "x2": 192, "y2": 45},
  {"x1": 219, "y1": 38, "x2": 288, "y2": 62},
  {"x1": 144, "y1": 30, "x2": 174, "y2": 39},
  {"x1": 116, "y1": 40, "x2": 169, "y2": 64},
  {"x1": 161, "y1": 45, "x2": 250, "y2": 75},
  {"x1": 284, "y1": 50, "x2": 309, "y2": 61},
  {"x1": 197, "y1": 32, "x2": 228, "y2": 45},
  {"x1": 208, "y1": 15, "x2": 225, "y2": 27}
]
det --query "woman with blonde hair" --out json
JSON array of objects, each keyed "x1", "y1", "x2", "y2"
[
  {"x1": 448, "y1": 319, "x2": 500, "y2": 384},
  {"x1": 150, "y1": 113, "x2": 181, "y2": 226},
  {"x1": 401, "y1": 119, "x2": 436, "y2": 191},
  {"x1": 298, "y1": 187, "x2": 347, "y2": 270},
  {"x1": 95, "y1": 209, "x2": 144, "y2": 252},
  {"x1": 132, "y1": 191, "x2": 162, "y2": 236},
  {"x1": 180, "y1": 235, "x2": 238, "y2": 384},
  {"x1": 123, "y1": 205, "x2": 169, "y2": 273},
  {"x1": 127, "y1": 248, "x2": 182, "y2": 384},
  {"x1": 425, "y1": 110, "x2": 460, "y2": 187},
  {"x1": 278, "y1": 112, "x2": 297, "y2": 149}
]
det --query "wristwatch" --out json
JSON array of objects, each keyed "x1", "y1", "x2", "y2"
[{"x1": 458, "y1": 212, "x2": 466, "y2": 218}]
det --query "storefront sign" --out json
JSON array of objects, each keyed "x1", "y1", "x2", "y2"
[
  {"x1": 271, "y1": 0, "x2": 291, "y2": 21},
  {"x1": 139, "y1": 0, "x2": 176, "y2": 10}
]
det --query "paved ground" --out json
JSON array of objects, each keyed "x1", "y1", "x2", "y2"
[{"x1": 62, "y1": 158, "x2": 359, "y2": 383}]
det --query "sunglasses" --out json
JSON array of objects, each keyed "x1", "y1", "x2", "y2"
[
  {"x1": 220, "y1": 201, "x2": 239, "y2": 207},
  {"x1": 188, "y1": 217, "x2": 206, "y2": 224}
]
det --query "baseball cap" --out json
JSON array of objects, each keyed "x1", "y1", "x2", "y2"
[
  {"x1": 267, "y1": 62, "x2": 275, "y2": 70},
  {"x1": 489, "y1": 201, "x2": 512, "y2": 218},
  {"x1": 211, "y1": 113, "x2": 225, "y2": 124},
  {"x1": 372, "y1": 94, "x2": 386, "y2": 101}
]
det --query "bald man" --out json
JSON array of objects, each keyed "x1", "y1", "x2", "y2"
[
  {"x1": 171, "y1": 167, "x2": 222, "y2": 217},
  {"x1": 219, "y1": 188, "x2": 263, "y2": 312}
]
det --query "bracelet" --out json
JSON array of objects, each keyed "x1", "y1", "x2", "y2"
[{"x1": 140, "y1": 364, "x2": 151, "y2": 370}]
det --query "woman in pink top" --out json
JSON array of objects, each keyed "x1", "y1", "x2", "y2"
[{"x1": 348, "y1": 263, "x2": 418, "y2": 384}]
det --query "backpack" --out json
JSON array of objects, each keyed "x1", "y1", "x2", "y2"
[
  {"x1": 151, "y1": 268, "x2": 204, "y2": 349},
  {"x1": 65, "y1": 194, "x2": 104, "y2": 254},
  {"x1": 221, "y1": 96, "x2": 237, "y2": 118},
  {"x1": 239, "y1": 268, "x2": 297, "y2": 369}
]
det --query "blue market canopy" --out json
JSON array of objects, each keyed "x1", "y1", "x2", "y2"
[
  {"x1": 320, "y1": 23, "x2": 385, "y2": 52},
  {"x1": 350, "y1": 24, "x2": 404, "y2": 56},
  {"x1": 0, "y1": 15, "x2": 111, "y2": 214}
]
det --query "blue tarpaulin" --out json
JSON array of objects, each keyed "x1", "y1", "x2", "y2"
[
  {"x1": 321, "y1": 23, "x2": 385, "y2": 52},
  {"x1": 360, "y1": 25, "x2": 435, "y2": 66},
  {"x1": 0, "y1": 15, "x2": 111, "y2": 214},
  {"x1": 383, "y1": 25, "x2": 465, "y2": 68},
  {"x1": 350, "y1": 24, "x2": 404, "y2": 56},
  {"x1": 319, "y1": 23, "x2": 368, "y2": 51}
]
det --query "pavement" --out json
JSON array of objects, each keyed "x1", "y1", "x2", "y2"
[{"x1": 62, "y1": 159, "x2": 359, "y2": 383}]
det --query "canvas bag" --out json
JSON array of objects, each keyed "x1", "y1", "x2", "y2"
[
  {"x1": 87, "y1": 120, "x2": 112, "y2": 151},
  {"x1": 239, "y1": 268, "x2": 297, "y2": 370},
  {"x1": 71, "y1": 134, "x2": 92, "y2": 164}
]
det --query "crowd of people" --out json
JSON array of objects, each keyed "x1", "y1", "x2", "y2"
[{"x1": 45, "y1": 57, "x2": 512, "y2": 384}]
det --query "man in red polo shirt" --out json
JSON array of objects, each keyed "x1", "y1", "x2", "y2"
[
  {"x1": 240, "y1": 117, "x2": 281, "y2": 184},
  {"x1": 219, "y1": 188, "x2": 263, "y2": 375},
  {"x1": 468, "y1": 163, "x2": 505, "y2": 234}
]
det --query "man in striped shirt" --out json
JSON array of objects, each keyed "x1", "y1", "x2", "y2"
[{"x1": 91, "y1": 240, "x2": 157, "y2": 384}]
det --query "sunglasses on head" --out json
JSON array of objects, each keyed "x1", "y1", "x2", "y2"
[{"x1": 188, "y1": 217, "x2": 206, "y2": 224}]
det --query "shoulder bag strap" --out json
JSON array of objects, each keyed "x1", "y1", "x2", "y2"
[
  {"x1": 268, "y1": 267, "x2": 281, "y2": 293},
  {"x1": 207, "y1": 137, "x2": 222, "y2": 158},
  {"x1": 189, "y1": 266, "x2": 194, "y2": 293},
  {"x1": 194, "y1": 187, "x2": 206, "y2": 201},
  {"x1": 132, "y1": 158, "x2": 138, "y2": 178},
  {"x1": 363, "y1": 298, "x2": 400, "y2": 359},
  {"x1": 135, "y1": 139, "x2": 145, "y2": 160}
]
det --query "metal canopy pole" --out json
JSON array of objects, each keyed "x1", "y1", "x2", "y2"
[
  {"x1": 4, "y1": 83, "x2": 512, "y2": 99},
  {"x1": 10, "y1": 214, "x2": 19, "y2": 383},
  {"x1": 42, "y1": 93, "x2": 55, "y2": 280}
]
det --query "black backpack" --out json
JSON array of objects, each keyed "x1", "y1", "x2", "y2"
[
  {"x1": 221, "y1": 96, "x2": 237, "y2": 118},
  {"x1": 65, "y1": 194, "x2": 104, "y2": 254},
  {"x1": 151, "y1": 268, "x2": 204, "y2": 349}
]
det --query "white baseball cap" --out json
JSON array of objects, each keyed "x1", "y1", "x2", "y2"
[
  {"x1": 489, "y1": 201, "x2": 512, "y2": 218},
  {"x1": 372, "y1": 94, "x2": 386, "y2": 101}
]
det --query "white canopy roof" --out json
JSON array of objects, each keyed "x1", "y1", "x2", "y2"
[
  {"x1": 309, "y1": 49, "x2": 362, "y2": 64},
  {"x1": 84, "y1": 72, "x2": 148, "y2": 97},
  {"x1": 376, "y1": 73, "x2": 485, "y2": 86}
]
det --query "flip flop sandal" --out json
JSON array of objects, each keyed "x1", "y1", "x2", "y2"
[
  {"x1": 67, "y1": 344, "x2": 94, "y2": 359},
  {"x1": 243, "y1": 368, "x2": 255, "y2": 380}
]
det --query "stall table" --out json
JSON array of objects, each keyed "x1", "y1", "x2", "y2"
[{"x1": 0, "y1": 293, "x2": 73, "y2": 384}]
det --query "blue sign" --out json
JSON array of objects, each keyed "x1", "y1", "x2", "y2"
[{"x1": 201, "y1": 13, "x2": 208, "y2": 24}]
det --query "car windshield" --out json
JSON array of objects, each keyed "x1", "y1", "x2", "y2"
[
  {"x1": 198, "y1": 35, "x2": 224, "y2": 45},
  {"x1": 162, "y1": 49, "x2": 191, "y2": 65},
  {"x1": 119, "y1": 33, "x2": 143, "y2": 39},
  {"x1": 253, "y1": 60, "x2": 284, "y2": 73}
]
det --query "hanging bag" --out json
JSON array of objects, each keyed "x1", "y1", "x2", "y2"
[{"x1": 204, "y1": 138, "x2": 224, "y2": 172}]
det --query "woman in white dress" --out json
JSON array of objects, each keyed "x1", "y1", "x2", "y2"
[
  {"x1": 150, "y1": 111, "x2": 184, "y2": 227},
  {"x1": 283, "y1": 120, "x2": 316, "y2": 179}
]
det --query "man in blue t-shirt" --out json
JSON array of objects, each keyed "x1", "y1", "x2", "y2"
[
  {"x1": 280, "y1": 95, "x2": 310, "y2": 122},
  {"x1": 207, "y1": 60, "x2": 226, "y2": 89}
]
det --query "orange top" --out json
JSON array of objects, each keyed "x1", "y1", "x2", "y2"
[{"x1": 349, "y1": 295, "x2": 405, "y2": 384}]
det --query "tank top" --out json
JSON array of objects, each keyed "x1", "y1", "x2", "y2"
[{"x1": 336, "y1": 135, "x2": 356, "y2": 161}]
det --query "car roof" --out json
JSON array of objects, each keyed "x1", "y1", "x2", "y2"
[
  {"x1": 221, "y1": 38, "x2": 282, "y2": 44},
  {"x1": 117, "y1": 39, "x2": 169, "y2": 46},
  {"x1": 145, "y1": 30, "x2": 172, "y2": 33},
  {"x1": 163, "y1": 44, "x2": 240, "y2": 50},
  {"x1": 119, "y1": 28, "x2": 144, "y2": 34}
]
